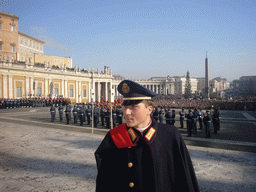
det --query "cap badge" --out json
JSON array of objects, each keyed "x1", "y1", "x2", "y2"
[{"x1": 122, "y1": 83, "x2": 130, "y2": 94}]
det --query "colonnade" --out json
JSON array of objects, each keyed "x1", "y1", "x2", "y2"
[{"x1": 112, "y1": 81, "x2": 175, "y2": 99}]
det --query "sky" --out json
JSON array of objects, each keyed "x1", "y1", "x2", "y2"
[{"x1": 1, "y1": 0, "x2": 255, "y2": 81}]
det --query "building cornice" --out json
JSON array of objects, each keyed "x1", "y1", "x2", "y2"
[
  {"x1": 18, "y1": 31, "x2": 45, "y2": 44},
  {"x1": 0, "y1": 11, "x2": 19, "y2": 19}
]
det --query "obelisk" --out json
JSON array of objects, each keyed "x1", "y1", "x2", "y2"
[{"x1": 205, "y1": 52, "x2": 210, "y2": 99}]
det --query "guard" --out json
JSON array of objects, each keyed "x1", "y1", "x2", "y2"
[
  {"x1": 179, "y1": 108, "x2": 185, "y2": 128},
  {"x1": 65, "y1": 104, "x2": 71, "y2": 124},
  {"x1": 50, "y1": 104, "x2": 56, "y2": 122},
  {"x1": 203, "y1": 110, "x2": 212, "y2": 138},
  {"x1": 73, "y1": 105, "x2": 78, "y2": 124},
  {"x1": 58, "y1": 103, "x2": 64, "y2": 122},
  {"x1": 95, "y1": 80, "x2": 199, "y2": 192}
]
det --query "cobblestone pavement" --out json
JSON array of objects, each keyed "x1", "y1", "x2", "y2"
[{"x1": 1, "y1": 120, "x2": 256, "y2": 192}]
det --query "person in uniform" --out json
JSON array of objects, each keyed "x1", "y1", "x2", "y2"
[
  {"x1": 112, "y1": 105, "x2": 117, "y2": 128},
  {"x1": 95, "y1": 80, "x2": 199, "y2": 192},
  {"x1": 217, "y1": 107, "x2": 221, "y2": 131},
  {"x1": 72, "y1": 105, "x2": 78, "y2": 124},
  {"x1": 212, "y1": 108, "x2": 220, "y2": 134},
  {"x1": 159, "y1": 107, "x2": 164, "y2": 124},
  {"x1": 192, "y1": 109, "x2": 198, "y2": 134},
  {"x1": 65, "y1": 104, "x2": 71, "y2": 124},
  {"x1": 86, "y1": 105, "x2": 92, "y2": 125},
  {"x1": 198, "y1": 108, "x2": 203, "y2": 130},
  {"x1": 58, "y1": 103, "x2": 64, "y2": 122},
  {"x1": 116, "y1": 105, "x2": 123, "y2": 125},
  {"x1": 165, "y1": 107, "x2": 172, "y2": 125},
  {"x1": 100, "y1": 105, "x2": 106, "y2": 126},
  {"x1": 50, "y1": 104, "x2": 56, "y2": 122},
  {"x1": 203, "y1": 110, "x2": 212, "y2": 138},
  {"x1": 152, "y1": 107, "x2": 159, "y2": 123},
  {"x1": 179, "y1": 108, "x2": 185, "y2": 128},
  {"x1": 79, "y1": 106, "x2": 85, "y2": 126},
  {"x1": 171, "y1": 109, "x2": 176, "y2": 126},
  {"x1": 94, "y1": 105, "x2": 99, "y2": 128},
  {"x1": 105, "y1": 107, "x2": 111, "y2": 129},
  {"x1": 82, "y1": 104, "x2": 87, "y2": 124},
  {"x1": 185, "y1": 109, "x2": 194, "y2": 137}
]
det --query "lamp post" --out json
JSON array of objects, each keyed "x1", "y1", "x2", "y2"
[{"x1": 91, "y1": 71, "x2": 94, "y2": 134}]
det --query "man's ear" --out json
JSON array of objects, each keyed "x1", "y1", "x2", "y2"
[{"x1": 147, "y1": 105, "x2": 153, "y2": 114}]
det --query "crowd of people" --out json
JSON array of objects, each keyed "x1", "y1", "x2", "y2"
[
  {"x1": 48, "y1": 99, "x2": 223, "y2": 138},
  {"x1": 152, "y1": 94, "x2": 256, "y2": 111},
  {"x1": 49, "y1": 102, "x2": 124, "y2": 130},
  {"x1": 0, "y1": 97, "x2": 71, "y2": 109}
]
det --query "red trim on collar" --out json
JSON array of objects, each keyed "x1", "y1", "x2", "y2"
[{"x1": 109, "y1": 124, "x2": 136, "y2": 148}]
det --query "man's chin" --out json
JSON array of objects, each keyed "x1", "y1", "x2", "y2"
[{"x1": 126, "y1": 122, "x2": 134, "y2": 128}]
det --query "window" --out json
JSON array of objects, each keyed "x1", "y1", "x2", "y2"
[
  {"x1": 0, "y1": 43, "x2": 2, "y2": 50},
  {"x1": 55, "y1": 59, "x2": 57, "y2": 63},
  {"x1": 83, "y1": 89, "x2": 87, "y2": 97},
  {"x1": 0, "y1": 23, "x2": 2, "y2": 29},
  {"x1": 70, "y1": 88, "x2": 74, "y2": 97},
  {"x1": 54, "y1": 88, "x2": 59, "y2": 96},
  {"x1": 11, "y1": 45, "x2": 15, "y2": 52},
  {"x1": 37, "y1": 87, "x2": 42, "y2": 97},
  {"x1": 11, "y1": 25, "x2": 14, "y2": 32},
  {"x1": 17, "y1": 87, "x2": 22, "y2": 97}
]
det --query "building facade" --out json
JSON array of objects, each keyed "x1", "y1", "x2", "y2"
[
  {"x1": 0, "y1": 11, "x2": 72, "y2": 68},
  {"x1": 0, "y1": 12, "x2": 19, "y2": 62},
  {"x1": 232, "y1": 76, "x2": 256, "y2": 95},
  {"x1": 0, "y1": 60, "x2": 113, "y2": 103},
  {"x1": 0, "y1": 11, "x2": 113, "y2": 103}
]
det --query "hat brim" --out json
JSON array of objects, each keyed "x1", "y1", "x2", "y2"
[{"x1": 121, "y1": 100, "x2": 144, "y2": 106}]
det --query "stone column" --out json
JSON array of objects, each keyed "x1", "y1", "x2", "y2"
[
  {"x1": 64, "y1": 80, "x2": 68, "y2": 98},
  {"x1": 26, "y1": 76, "x2": 30, "y2": 98},
  {"x1": 109, "y1": 82, "x2": 113, "y2": 102},
  {"x1": 3, "y1": 75, "x2": 8, "y2": 98},
  {"x1": 78, "y1": 81, "x2": 82, "y2": 103},
  {"x1": 97, "y1": 82, "x2": 101, "y2": 101},
  {"x1": 75, "y1": 80, "x2": 79, "y2": 103},
  {"x1": 88, "y1": 80, "x2": 91, "y2": 102},
  {"x1": 61, "y1": 79, "x2": 64, "y2": 96},
  {"x1": 8, "y1": 75, "x2": 13, "y2": 98},
  {"x1": 105, "y1": 82, "x2": 108, "y2": 102},
  {"x1": 30, "y1": 77, "x2": 34, "y2": 97},
  {"x1": 44, "y1": 78, "x2": 48, "y2": 98}
]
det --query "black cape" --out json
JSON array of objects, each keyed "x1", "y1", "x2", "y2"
[{"x1": 95, "y1": 119, "x2": 199, "y2": 192}]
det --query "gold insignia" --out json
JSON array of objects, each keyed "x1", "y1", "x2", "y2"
[
  {"x1": 122, "y1": 83, "x2": 130, "y2": 94},
  {"x1": 128, "y1": 128, "x2": 136, "y2": 142},
  {"x1": 145, "y1": 127, "x2": 156, "y2": 141}
]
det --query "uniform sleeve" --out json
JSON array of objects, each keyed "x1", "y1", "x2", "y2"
[
  {"x1": 175, "y1": 130, "x2": 200, "y2": 192},
  {"x1": 94, "y1": 132, "x2": 120, "y2": 192}
]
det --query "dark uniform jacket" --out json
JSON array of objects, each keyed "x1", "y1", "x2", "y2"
[{"x1": 95, "y1": 119, "x2": 199, "y2": 192}]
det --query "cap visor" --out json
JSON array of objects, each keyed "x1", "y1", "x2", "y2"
[{"x1": 121, "y1": 100, "x2": 144, "y2": 106}]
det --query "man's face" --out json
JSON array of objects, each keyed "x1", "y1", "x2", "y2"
[{"x1": 123, "y1": 102, "x2": 153, "y2": 128}]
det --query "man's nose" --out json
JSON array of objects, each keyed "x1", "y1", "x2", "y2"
[{"x1": 124, "y1": 107, "x2": 131, "y2": 115}]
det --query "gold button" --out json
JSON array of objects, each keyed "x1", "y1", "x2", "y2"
[
  {"x1": 129, "y1": 182, "x2": 134, "y2": 188},
  {"x1": 128, "y1": 147, "x2": 131, "y2": 148},
  {"x1": 128, "y1": 162, "x2": 133, "y2": 168}
]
